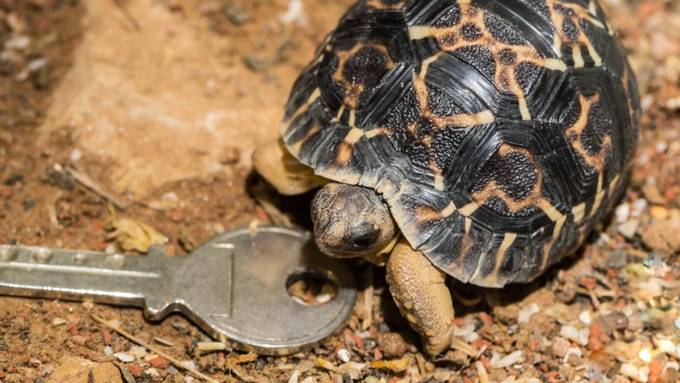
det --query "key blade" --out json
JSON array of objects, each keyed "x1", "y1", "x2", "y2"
[{"x1": 0, "y1": 244, "x2": 164, "y2": 307}]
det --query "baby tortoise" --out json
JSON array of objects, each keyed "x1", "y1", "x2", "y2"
[{"x1": 254, "y1": 0, "x2": 639, "y2": 355}]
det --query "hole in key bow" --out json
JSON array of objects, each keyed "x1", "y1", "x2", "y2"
[{"x1": 286, "y1": 270, "x2": 338, "y2": 306}]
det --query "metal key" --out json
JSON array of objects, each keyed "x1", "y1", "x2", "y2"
[{"x1": 0, "y1": 225, "x2": 357, "y2": 355}]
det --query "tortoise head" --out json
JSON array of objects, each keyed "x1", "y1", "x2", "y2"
[{"x1": 311, "y1": 183, "x2": 397, "y2": 261}]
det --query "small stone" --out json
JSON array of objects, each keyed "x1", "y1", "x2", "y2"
[
  {"x1": 113, "y1": 353, "x2": 135, "y2": 363},
  {"x1": 518, "y1": 303, "x2": 540, "y2": 324},
  {"x1": 40, "y1": 363, "x2": 55, "y2": 376},
  {"x1": 578, "y1": 276, "x2": 598, "y2": 290},
  {"x1": 220, "y1": 146, "x2": 240, "y2": 164},
  {"x1": 336, "y1": 348, "x2": 351, "y2": 363},
  {"x1": 551, "y1": 337, "x2": 571, "y2": 358},
  {"x1": 104, "y1": 346, "x2": 113, "y2": 356},
  {"x1": 4, "y1": 34, "x2": 30, "y2": 51},
  {"x1": 617, "y1": 219, "x2": 639, "y2": 239},
  {"x1": 70, "y1": 148, "x2": 82, "y2": 162},
  {"x1": 223, "y1": 4, "x2": 249, "y2": 25},
  {"x1": 638, "y1": 348, "x2": 652, "y2": 363},
  {"x1": 657, "y1": 339, "x2": 675, "y2": 354},
  {"x1": 46, "y1": 358, "x2": 90, "y2": 383},
  {"x1": 127, "y1": 364, "x2": 142, "y2": 377},
  {"x1": 128, "y1": 346, "x2": 147, "y2": 358},
  {"x1": 631, "y1": 199, "x2": 648, "y2": 217},
  {"x1": 52, "y1": 317, "x2": 66, "y2": 326},
  {"x1": 149, "y1": 356, "x2": 169, "y2": 369},
  {"x1": 490, "y1": 350, "x2": 523, "y2": 369},
  {"x1": 437, "y1": 349, "x2": 470, "y2": 368},
  {"x1": 144, "y1": 368, "x2": 160, "y2": 378},
  {"x1": 650, "y1": 205, "x2": 669, "y2": 220},
  {"x1": 620, "y1": 363, "x2": 639, "y2": 380},
  {"x1": 377, "y1": 332, "x2": 407, "y2": 358},
  {"x1": 597, "y1": 312, "x2": 629, "y2": 333},
  {"x1": 642, "y1": 183, "x2": 665, "y2": 205},
  {"x1": 615, "y1": 203, "x2": 630, "y2": 223},
  {"x1": 560, "y1": 325, "x2": 589, "y2": 346},
  {"x1": 674, "y1": 316, "x2": 680, "y2": 330},
  {"x1": 605, "y1": 251, "x2": 629, "y2": 269},
  {"x1": 91, "y1": 363, "x2": 123, "y2": 383}
]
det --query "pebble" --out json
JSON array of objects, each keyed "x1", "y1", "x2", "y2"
[
  {"x1": 52, "y1": 317, "x2": 66, "y2": 326},
  {"x1": 638, "y1": 348, "x2": 652, "y2": 363},
  {"x1": 4, "y1": 35, "x2": 30, "y2": 51},
  {"x1": 26, "y1": 57, "x2": 47, "y2": 72},
  {"x1": 377, "y1": 332, "x2": 407, "y2": 358},
  {"x1": 598, "y1": 312, "x2": 629, "y2": 332},
  {"x1": 517, "y1": 303, "x2": 540, "y2": 324},
  {"x1": 551, "y1": 337, "x2": 571, "y2": 358},
  {"x1": 490, "y1": 350, "x2": 523, "y2": 369},
  {"x1": 632, "y1": 199, "x2": 648, "y2": 217},
  {"x1": 675, "y1": 317, "x2": 680, "y2": 330},
  {"x1": 620, "y1": 363, "x2": 639, "y2": 379},
  {"x1": 579, "y1": 311, "x2": 592, "y2": 325},
  {"x1": 657, "y1": 339, "x2": 675, "y2": 354},
  {"x1": 104, "y1": 346, "x2": 113, "y2": 356},
  {"x1": 128, "y1": 346, "x2": 147, "y2": 358},
  {"x1": 336, "y1": 348, "x2": 351, "y2": 363},
  {"x1": 563, "y1": 347, "x2": 582, "y2": 365},
  {"x1": 615, "y1": 203, "x2": 630, "y2": 223},
  {"x1": 70, "y1": 148, "x2": 82, "y2": 162},
  {"x1": 560, "y1": 325, "x2": 589, "y2": 346},
  {"x1": 618, "y1": 219, "x2": 639, "y2": 239},
  {"x1": 113, "y1": 352, "x2": 135, "y2": 363},
  {"x1": 144, "y1": 368, "x2": 160, "y2": 378},
  {"x1": 149, "y1": 356, "x2": 169, "y2": 369}
]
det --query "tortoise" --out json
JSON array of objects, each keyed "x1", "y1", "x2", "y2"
[{"x1": 253, "y1": 0, "x2": 639, "y2": 355}]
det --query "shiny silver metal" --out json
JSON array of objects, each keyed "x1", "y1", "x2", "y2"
[{"x1": 0, "y1": 225, "x2": 357, "y2": 355}]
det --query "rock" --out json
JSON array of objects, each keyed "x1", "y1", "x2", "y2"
[
  {"x1": 47, "y1": 359, "x2": 122, "y2": 383},
  {"x1": 46, "y1": 358, "x2": 90, "y2": 383},
  {"x1": 377, "y1": 332, "x2": 407, "y2": 358},
  {"x1": 642, "y1": 183, "x2": 666, "y2": 205},
  {"x1": 640, "y1": 210, "x2": 680, "y2": 254},
  {"x1": 113, "y1": 353, "x2": 135, "y2": 363},
  {"x1": 91, "y1": 363, "x2": 123, "y2": 383},
  {"x1": 551, "y1": 337, "x2": 571, "y2": 358},
  {"x1": 149, "y1": 356, "x2": 169, "y2": 369},
  {"x1": 617, "y1": 219, "x2": 639, "y2": 239}
]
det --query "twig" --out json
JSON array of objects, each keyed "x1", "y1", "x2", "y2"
[
  {"x1": 251, "y1": 183, "x2": 292, "y2": 227},
  {"x1": 66, "y1": 166, "x2": 130, "y2": 210},
  {"x1": 450, "y1": 336, "x2": 478, "y2": 357},
  {"x1": 91, "y1": 314, "x2": 219, "y2": 383},
  {"x1": 362, "y1": 266, "x2": 374, "y2": 331},
  {"x1": 475, "y1": 361, "x2": 490, "y2": 383}
]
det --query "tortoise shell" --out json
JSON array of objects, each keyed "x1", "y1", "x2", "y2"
[{"x1": 281, "y1": 0, "x2": 640, "y2": 287}]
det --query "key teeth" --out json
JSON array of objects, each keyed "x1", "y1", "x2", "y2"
[{"x1": 144, "y1": 297, "x2": 171, "y2": 321}]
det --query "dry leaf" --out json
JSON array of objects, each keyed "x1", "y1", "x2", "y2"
[{"x1": 108, "y1": 218, "x2": 168, "y2": 253}]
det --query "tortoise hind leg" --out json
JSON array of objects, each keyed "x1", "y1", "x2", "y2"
[
  {"x1": 386, "y1": 240, "x2": 454, "y2": 356},
  {"x1": 252, "y1": 138, "x2": 326, "y2": 195}
]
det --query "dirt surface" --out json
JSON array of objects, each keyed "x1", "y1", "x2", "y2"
[{"x1": 0, "y1": 0, "x2": 678, "y2": 382}]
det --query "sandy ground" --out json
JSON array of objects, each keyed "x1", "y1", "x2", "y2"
[{"x1": 0, "y1": 0, "x2": 678, "y2": 382}]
